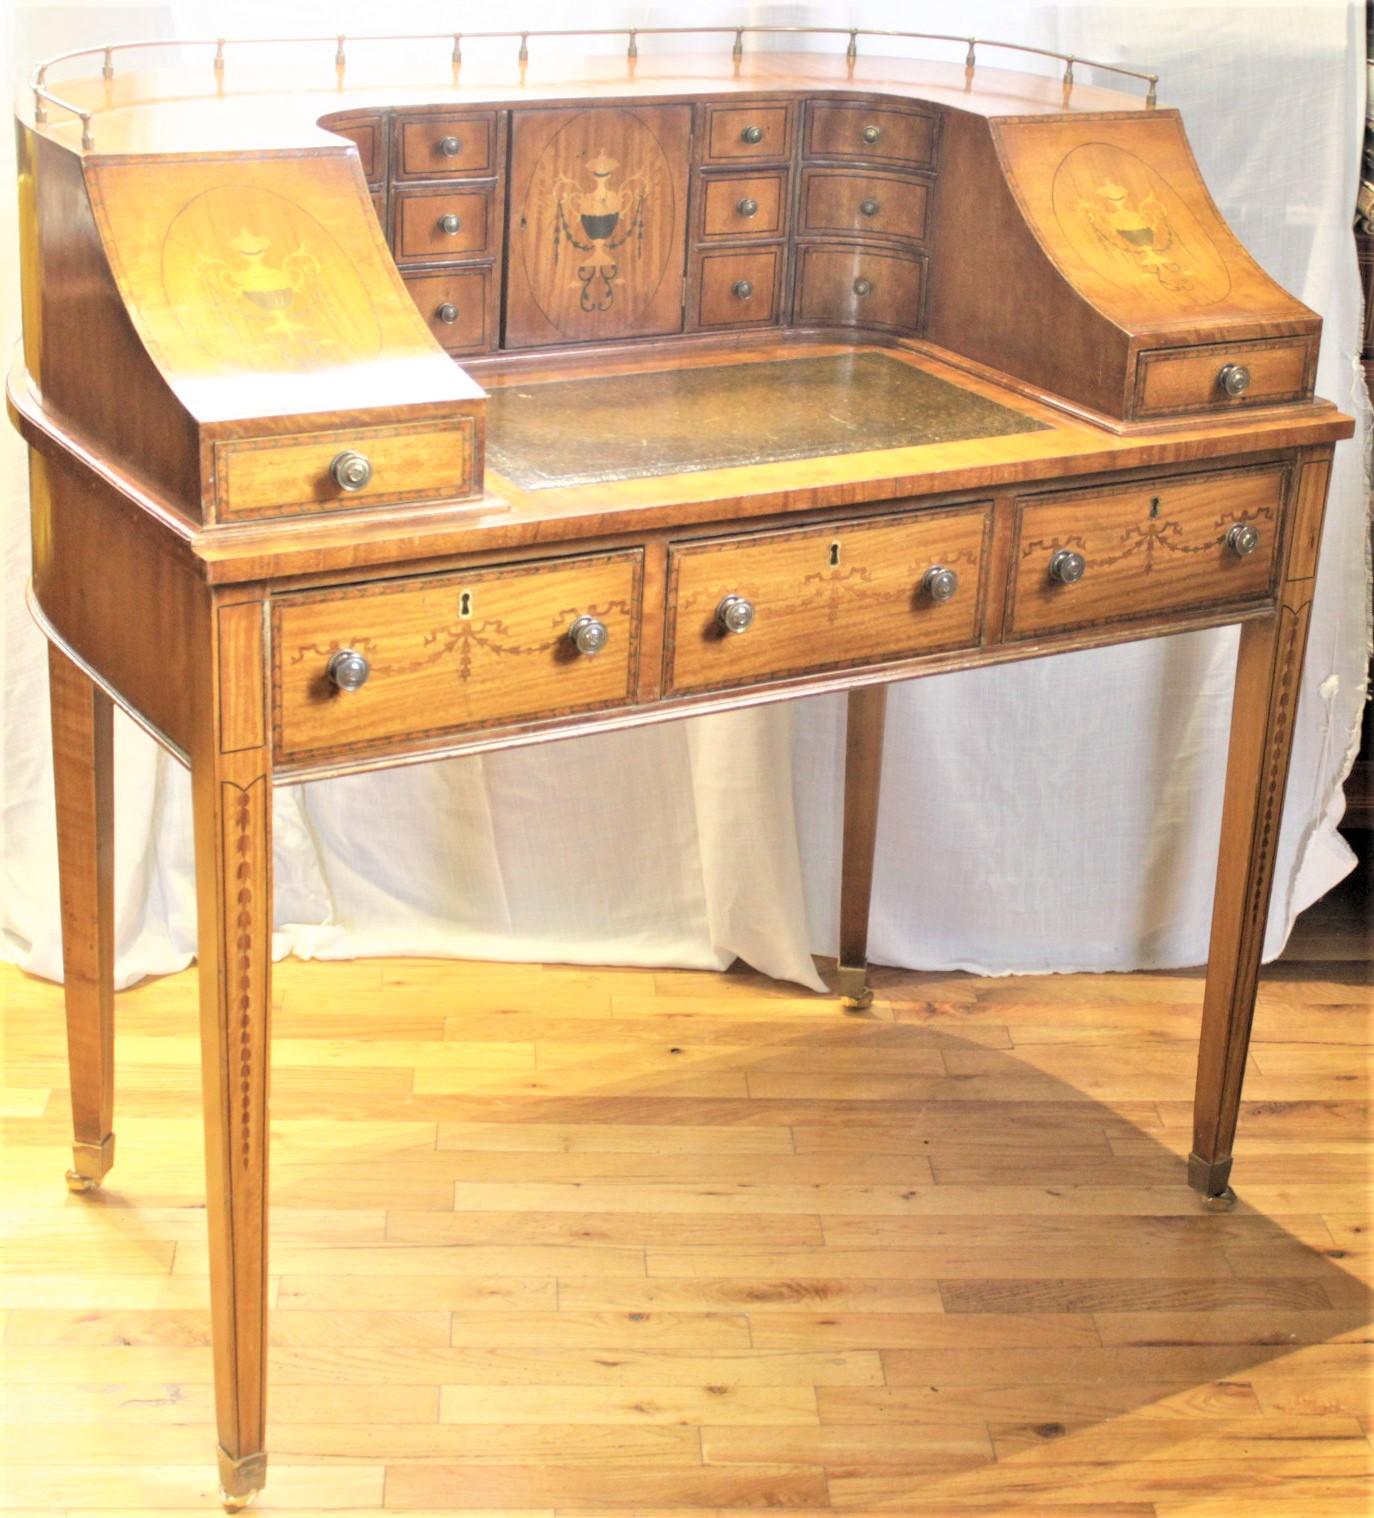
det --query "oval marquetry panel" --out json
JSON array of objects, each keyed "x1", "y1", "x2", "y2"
[
  {"x1": 506, "y1": 105, "x2": 691, "y2": 347},
  {"x1": 161, "y1": 184, "x2": 381, "y2": 370}
]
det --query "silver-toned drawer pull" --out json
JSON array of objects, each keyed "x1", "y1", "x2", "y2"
[
  {"x1": 733, "y1": 279, "x2": 754, "y2": 300},
  {"x1": 1218, "y1": 363, "x2": 1251, "y2": 398},
  {"x1": 853, "y1": 277, "x2": 874, "y2": 297},
  {"x1": 327, "y1": 649, "x2": 371, "y2": 692},
  {"x1": 740, "y1": 124, "x2": 764, "y2": 145},
  {"x1": 736, "y1": 196, "x2": 759, "y2": 217},
  {"x1": 1049, "y1": 549, "x2": 1086, "y2": 585},
  {"x1": 921, "y1": 566, "x2": 959, "y2": 602},
  {"x1": 862, "y1": 124, "x2": 881, "y2": 144},
  {"x1": 330, "y1": 450, "x2": 372, "y2": 492},
  {"x1": 438, "y1": 212, "x2": 463, "y2": 235},
  {"x1": 568, "y1": 615, "x2": 609, "y2": 656},
  {"x1": 716, "y1": 594, "x2": 756, "y2": 634},
  {"x1": 435, "y1": 302, "x2": 460, "y2": 325},
  {"x1": 859, "y1": 198, "x2": 880, "y2": 218},
  {"x1": 438, "y1": 134, "x2": 463, "y2": 157},
  {"x1": 1226, "y1": 523, "x2": 1261, "y2": 558}
]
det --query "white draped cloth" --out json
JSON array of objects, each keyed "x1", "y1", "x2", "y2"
[{"x1": 2, "y1": 1, "x2": 1369, "y2": 993}]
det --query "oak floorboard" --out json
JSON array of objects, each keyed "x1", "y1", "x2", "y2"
[{"x1": 2, "y1": 868, "x2": 1369, "y2": 1514}]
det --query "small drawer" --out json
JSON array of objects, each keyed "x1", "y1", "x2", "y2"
[
  {"x1": 699, "y1": 170, "x2": 788, "y2": 239},
  {"x1": 800, "y1": 167, "x2": 930, "y2": 244},
  {"x1": 1005, "y1": 464, "x2": 1286, "y2": 641},
  {"x1": 795, "y1": 244, "x2": 926, "y2": 332},
  {"x1": 272, "y1": 550, "x2": 644, "y2": 763},
  {"x1": 665, "y1": 505, "x2": 990, "y2": 694},
  {"x1": 1133, "y1": 338, "x2": 1316, "y2": 418},
  {"x1": 695, "y1": 247, "x2": 782, "y2": 330},
  {"x1": 213, "y1": 418, "x2": 477, "y2": 522},
  {"x1": 804, "y1": 101, "x2": 938, "y2": 169},
  {"x1": 396, "y1": 112, "x2": 498, "y2": 178},
  {"x1": 394, "y1": 186, "x2": 494, "y2": 263},
  {"x1": 404, "y1": 267, "x2": 496, "y2": 354},
  {"x1": 703, "y1": 102, "x2": 793, "y2": 163},
  {"x1": 327, "y1": 115, "x2": 384, "y2": 182}
]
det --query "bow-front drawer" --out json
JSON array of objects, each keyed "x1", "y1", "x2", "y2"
[
  {"x1": 272, "y1": 550, "x2": 643, "y2": 764},
  {"x1": 1004, "y1": 464, "x2": 1287, "y2": 640},
  {"x1": 664, "y1": 505, "x2": 991, "y2": 694}
]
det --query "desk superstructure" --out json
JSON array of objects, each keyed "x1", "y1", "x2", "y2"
[{"x1": 10, "y1": 30, "x2": 1353, "y2": 1509}]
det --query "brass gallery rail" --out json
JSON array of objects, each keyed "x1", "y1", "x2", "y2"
[{"x1": 30, "y1": 25, "x2": 1160, "y2": 150}]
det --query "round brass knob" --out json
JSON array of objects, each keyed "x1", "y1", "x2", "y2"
[
  {"x1": 1218, "y1": 363, "x2": 1252, "y2": 398},
  {"x1": 736, "y1": 196, "x2": 759, "y2": 218},
  {"x1": 435, "y1": 303, "x2": 460, "y2": 325},
  {"x1": 859, "y1": 198, "x2": 880, "y2": 217},
  {"x1": 438, "y1": 134, "x2": 463, "y2": 157},
  {"x1": 1226, "y1": 522, "x2": 1261, "y2": 557},
  {"x1": 740, "y1": 124, "x2": 764, "y2": 144},
  {"x1": 327, "y1": 649, "x2": 370, "y2": 692},
  {"x1": 1049, "y1": 548, "x2": 1087, "y2": 585},
  {"x1": 861, "y1": 124, "x2": 881, "y2": 144},
  {"x1": 438, "y1": 212, "x2": 463, "y2": 235},
  {"x1": 568, "y1": 615, "x2": 609, "y2": 656},
  {"x1": 330, "y1": 450, "x2": 372, "y2": 492},
  {"x1": 733, "y1": 279, "x2": 754, "y2": 300},
  {"x1": 853, "y1": 277, "x2": 874, "y2": 297},
  {"x1": 716, "y1": 595, "x2": 756, "y2": 635},
  {"x1": 921, "y1": 566, "x2": 959, "y2": 603}
]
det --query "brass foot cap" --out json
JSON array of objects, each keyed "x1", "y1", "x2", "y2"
[
  {"x1": 1200, "y1": 1186, "x2": 1238, "y2": 1212},
  {"x1": 835, "y1": 964, "x2": 874, "y2": 1011},
  {"x1": 64, "y1": 1168, "x2": 99, "y2": 1193},
  {"x1": 219, "y1": 1488, "x2": 259, "y2": 1513}
]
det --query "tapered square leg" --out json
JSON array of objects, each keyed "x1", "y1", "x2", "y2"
[
  {"x1": 48, "y1": 645, "x2": 117, "y2": 1193},
  {"x1": 837, "y1": 684, "x2": 888, "y2": 1010}
]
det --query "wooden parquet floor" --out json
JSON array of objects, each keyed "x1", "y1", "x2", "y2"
[{"x1": 1, "y1": 873, "x2": 1370, "y2": 1516}]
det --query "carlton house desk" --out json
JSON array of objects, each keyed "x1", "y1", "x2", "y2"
[{"x1": 9, "y1": 24, "x2": 1355, "y2": 1509}]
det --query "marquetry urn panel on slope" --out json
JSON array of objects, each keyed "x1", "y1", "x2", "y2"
[{"x1": 505, "y1": 104, "x2": 692, "y2": 348}]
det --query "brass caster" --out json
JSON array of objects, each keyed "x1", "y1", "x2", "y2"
[
  {"x1": 835, "y1": 963, "x2": 874, "y2": 1011},
  {"x1": 220, "y1": 1488, "x2": 259, "y2": 1513},
  {"x1": 65, "y1": 1168, "x2": 99, "y2": 1193},
  {"x1": 1200, "y1": 1186, "x2": 1238, "y2": 1212}
]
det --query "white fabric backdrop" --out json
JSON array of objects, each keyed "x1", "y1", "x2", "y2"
[{"x1": 2, "y1": 1, "x2": 1369, "y2": 993}]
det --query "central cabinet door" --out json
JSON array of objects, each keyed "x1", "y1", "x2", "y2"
[{"x1": 505, "y1": 105, "x2": 691, "y2": 348}]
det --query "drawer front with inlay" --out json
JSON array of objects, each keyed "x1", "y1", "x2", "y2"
[
  {"x1": 695, "y1": 247, "x2": 783, "y2": 329},
  {"x1": 665, "y1": 505, "x2": 991, "y2": 694},
  {"x1": 1133, "y1": 338, "x2": 1316, "y2": 418},
  {"x1": 394, "y1": 186, "x2": 494, "y2": 263},
  {"x1": 795, "y1": 244, "x2": 926, "y2": 331},
  {"x1": 804, "y1": 101, "x2": 938, "y2": 169},
  {"x1": 403, "y1": 267, "x2": 496, "y2": 354},
  {"x1": 214, "y1": 419, "x2": 477, "y2": 521},
  {"x1": 273, "y1": 550, "x2": 644, "y2": 763},
  {"x1": 800, "y1": 167, "x2": 930, "y2": 243},
  {"x1": 396, "y1": 112, "x2": 498, "y2": 178},
  {"x1": 703, "y1": 102, "x2": 793, "y2": 163},
  {"x1": 699, "y1": 171, "x2": 788, "y2": 239},
  {"x1": 1005, "y1": 464, "x2": 1286, "y2": 640}
]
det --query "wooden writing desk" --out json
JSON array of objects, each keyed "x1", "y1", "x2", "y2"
[{"x1": 9, "y1": 27, "x2": 1354, "y2": 1508}]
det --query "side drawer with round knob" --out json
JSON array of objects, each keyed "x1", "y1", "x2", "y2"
[
  {"x1": 272, "y1": 550, "x2": 644, "y2": 764},
  {"x1": 803, "y1": 100, "x2": 939, "y2": 169},
  {"x1": 1132, "y1": 338, "x2": 1317, "y2": 418},
  {"x1": 698, "y1": 170, "x2": 788, "y2": 240},
  {"x1": 664, "y1": 504, "x2": 991, "y2": 694},
  {"x1": 799, "y1": 167, "x2": 931, "y2": 244},
  {"x1": 694, "y1": 246, "x2": 783, "y2": 330},
  {"x1": 794, "y1": 243, "x2": 926, "y2": 332},
  {"x1": 702, "y1": 102, "x2": 794, "y2": 163},
  {"x1": 395, "y1": 111, "x2": 498, "y2": 178},
  {"x1": 211, "y1": 417, "x2": 479, "y2": 521},
  {"x1": 1004, "y1": 463, "x2": 1287, "y2": 641},
  {"x1": 402, "y1": 267, "x2": 496, "y2": 354},
  {"x1": 394, "y1": 185, "x2": 495, "y2": 263}
]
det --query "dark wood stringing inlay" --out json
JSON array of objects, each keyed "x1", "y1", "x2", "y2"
[{"x1": 486, "y1": 352, "x2": 1049, "y2": 489}]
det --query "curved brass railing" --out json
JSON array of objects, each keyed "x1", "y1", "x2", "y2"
[{"x1": 28, "y1": 25, "x2": 1160, "y2": 151}]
